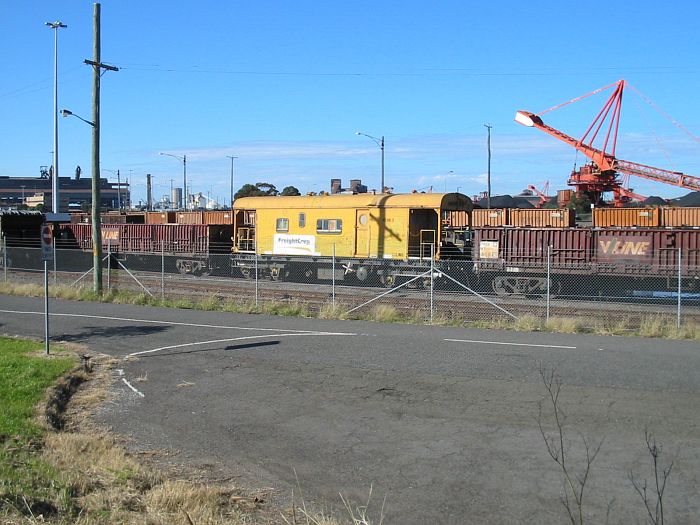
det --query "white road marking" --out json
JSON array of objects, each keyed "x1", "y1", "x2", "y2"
[
  {"x1": 0, "y1": 308, "x2": 354, "y2": 336},
  {"x1": 0, "y1": 308, "x2": 355, "y2": 400},
  {"x1": 128, "y1": 332, "x2": 332, "y2": 357},
  {"x1": 445, "y1": 338, "x2": 576, "y2": 349},
  {"x1": 115, "y1": 368, "x2": 144, "y2": 396},
  {"x1": 121, "y1": 377, "x2": 145, "y2": 398}
]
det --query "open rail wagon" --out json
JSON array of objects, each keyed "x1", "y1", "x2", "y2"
[
  {"x1": 56, "y1": 223, "x2": 233, "y2": 275},
  {"x1": 231, "y1": 192, "x2": 473, "y2": 285},
  {"x1": 472, "y1": 226, "x2": 700, "y2": 296}
]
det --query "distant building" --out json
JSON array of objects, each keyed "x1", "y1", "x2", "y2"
[
  {"x1": 0, "y1": 166, "x2": 129, "y2": 212},
  {"x1": 330, "y1": 178, "x2": 368, "y2": 194}
]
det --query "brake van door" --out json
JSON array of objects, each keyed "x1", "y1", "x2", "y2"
[{"x1": 355, "y1": 209, "x2": 370, "y2": 257}]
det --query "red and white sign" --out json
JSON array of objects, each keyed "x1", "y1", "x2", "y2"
[{"x1": 41, "y1": 224, "x2": 54, "y2": 261}]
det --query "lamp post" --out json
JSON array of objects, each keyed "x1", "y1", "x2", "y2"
[
  {"x1": 485, "y1": 124, "x2": 492, "y2": 209},
  {"x1": 61, "y1": 108, "x2": 103, "y2": 290},
  {"x1": 356, "y1": 131, "x2": 385, "y2": 193},
  {"x1": 160, "y1": 152, "x2": 187, "y2": 209},
  {"x1": 46, "y1": 21, "x2": 67, "y2": 213},
  {"x1": 102, "y1": 168, "x2": 121, "y2": 210},
  {"x1": 226, "y1": 155, "x2": 238, "y2": 208}
]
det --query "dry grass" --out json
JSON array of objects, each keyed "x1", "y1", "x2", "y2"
[
  {"x1": 367, "y1": 304, "x2": 402, "y2": 323},
  {"x1": 593, "y1": 315, "x2": 636, "y2": 336},
  {"x1": 513, "y1": 314, "x2": 542, "y2": 332},
  {"x1": 544, "y1": 317, "x2": 583, "y2": 334},
  {"x1": 318, "y1": 302, "x2": 348, "y2": 320}
]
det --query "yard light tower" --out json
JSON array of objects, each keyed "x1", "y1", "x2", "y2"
[
  {"x1": 160, "y1": 152, "x2": 187, "y2": 209},
  {"x1": 226, "y1": 155, "x2": 238, "y2": 208},
  {"x1": 356, "y1": 131, "x2": 385, "y2": 194},
  {"x1": 46, "y1": 20, "x2": 67, "y2": 212}
]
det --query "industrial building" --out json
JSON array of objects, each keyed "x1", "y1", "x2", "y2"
[{"x1": 0, "y1": 166, "x2": 129, "y2": 211}]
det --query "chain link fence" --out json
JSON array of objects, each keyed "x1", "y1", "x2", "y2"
[{"x1": 1, "y1": 239, "x2": 698, "y2": 332}]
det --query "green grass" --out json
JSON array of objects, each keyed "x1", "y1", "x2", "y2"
[
  {"x1": 0, "y1": 336, "x2": 75, "y2": 519},
  {"x1": 0, "y1": 338, "x2": 74, "y2": 438}
]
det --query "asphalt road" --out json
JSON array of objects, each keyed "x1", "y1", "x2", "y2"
[{"x1": 1, "y1": 294, "x2": 698, "y2": 524}]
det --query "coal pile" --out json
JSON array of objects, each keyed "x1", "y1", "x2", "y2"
[
  {"x1": 674, "y1": 191, "x2": 700, "y2": 207},
  {"x1": 486, "y1": 195, "x2": 535, "y2": 209},
  {"x1": 641, "y1": 196, "x2": 667, "y2": 206}
]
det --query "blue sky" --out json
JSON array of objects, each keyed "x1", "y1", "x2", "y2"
[{"x1": 2, "y1": 0, "x2": 700, "y2": 205}]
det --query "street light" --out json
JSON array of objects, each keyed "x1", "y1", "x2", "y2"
[
  {"x1": 356, "y1": 131, "x2": 385, "y2": 193},
  {"x1": 226, "y1": 155, "x2": 238, "y2": 208},
  {"x1": 46, "y1": 20, "x2": 67, "y2": 213},
  {"x1": 160, "y1": 152, "x2": 187, "y2": 209},
  {"x1": 62, "y1": 108, "x2": 98, "y2": 213},
  {"x1": 60, "y1": 109, "x2": 94, "y2": 127}
]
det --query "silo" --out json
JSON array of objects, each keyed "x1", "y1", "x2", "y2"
[{"x1": 172, "y1": 187, "x2": 183, "y2": 209}]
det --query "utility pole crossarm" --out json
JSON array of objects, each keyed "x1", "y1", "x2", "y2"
[{"x1": 84, "y1": 59, "x2": 119, "y2": 72}]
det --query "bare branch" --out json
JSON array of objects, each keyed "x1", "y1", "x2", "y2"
[
  {"x1": 537, "y1": 363, "x2": 603, "y2": 525},
  {"x1": 629, "y1": 429, "x2": 673, "y2": 525}
]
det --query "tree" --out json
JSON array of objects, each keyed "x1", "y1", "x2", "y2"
[
  {"x1": 281, "y1": 186, "x2": 301, "y2": 196},
  {"x1": 235, "y1": 182, "x2": 279, "y2": 199},
  {"x1": 566, "y1": 193, "x2": 593, "y2": 215}
]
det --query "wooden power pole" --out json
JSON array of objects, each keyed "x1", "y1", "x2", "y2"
[{"x1": 85, "y1": 2, "x2": 118, "y2": 294}]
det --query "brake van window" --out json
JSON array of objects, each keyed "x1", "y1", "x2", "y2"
[
  {"x1": 276, "y1": 218, "x2": 289, "y2": 232},
  {"x1": 316, "y1": 219, "x2": 342, "y2": 233}
]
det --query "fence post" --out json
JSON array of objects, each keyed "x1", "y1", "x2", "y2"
[
  {"x1": 2, "y1": 235, "x2": 6, "y2": 283},
  {"x1": 332, "y1": 244, "x2": 336, "y2": 308},
  {"x1": 255, "y1": 254, "x2": 259, "y2": 308},
  {"x1": 161, "y1": 240, "x2": 165, "y2": 301},
  {"x1": 430, "y1": 244, "x2": 435, "y2": 324},
  {"x1": 107, "y1": 242, "x2": 111, "y2": 291},
  {"x1": 546, "y1": 245, "x2": 551, "y2": 324},
  {"x1": 677, "y1": 246, "x2": 682, "y2": 329}
]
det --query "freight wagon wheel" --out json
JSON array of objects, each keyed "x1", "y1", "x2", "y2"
[
  {"x1": 269, "y1": 267, "x2": 285, "y2": 281},
  {"x1": 492, "y1": 276, "x2": 517, "y2": 296},
  {"x1": 380, "y1": 273, "x2": 395, "y2": 288},
  {"x1": 355, "y1": 265, "x2": 370, "y2": 282},
  {"x1": 176, "y1": 259, "x2": 192, "y2": 275}
]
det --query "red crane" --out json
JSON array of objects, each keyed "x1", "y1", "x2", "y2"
[
  {"x1": 618, "y1": 173, "x2": 647, "y2": 204},
  {"x1": 527, "y1": 182, "x2": 550, "y2": 208},
  {"x1": 515, "y1": 80, "x2": 700, "y2": 206}
]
